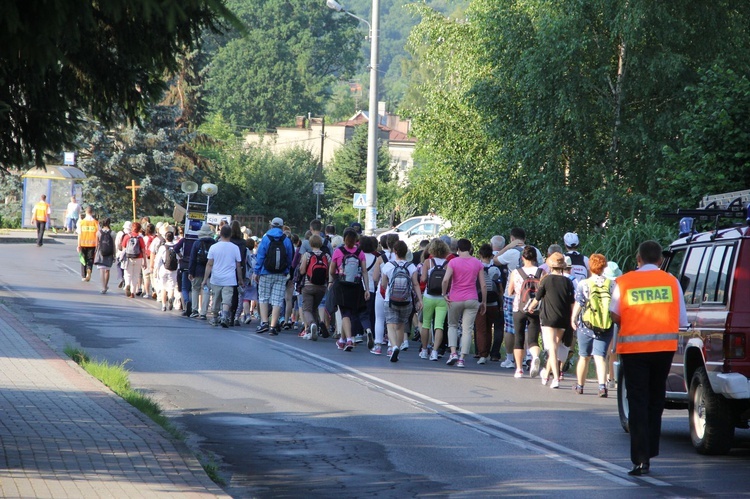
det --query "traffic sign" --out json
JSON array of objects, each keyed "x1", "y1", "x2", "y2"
[
  {"x1": 353, "y1": 193, "x2": 367, "y2": 209},
  {"x1": 313, "y1": 182, "x2": 325, "y2": 195}
]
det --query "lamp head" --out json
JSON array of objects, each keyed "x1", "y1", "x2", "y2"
[
  {"x1": 201, "y1": 183, "x2": 218, "y2": 196},
  {"x1": 326, "y1": 0, "x2": 343, "y2": 11}
]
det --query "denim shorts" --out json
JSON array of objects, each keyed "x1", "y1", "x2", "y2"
[{"x1": 577, "y1": 327, "x2": 614, "y2": 357}]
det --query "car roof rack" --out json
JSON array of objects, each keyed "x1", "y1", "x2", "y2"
[{"x1": 666, "y1": 190, "x2": 750, "y2": 242}]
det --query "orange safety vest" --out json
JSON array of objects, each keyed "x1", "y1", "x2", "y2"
[
  {"x1": 616, "y1": 269, "x2": 680, "y2": 354},
  {"x1": 33, "y1": 201, "x2": 49, "y2": 221},
  {"x1": 78, "y1": 219, "x2": 99, "y2": 248}
]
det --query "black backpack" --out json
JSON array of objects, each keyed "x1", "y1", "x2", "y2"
[
  {"x1": 164, "y1": 244, "x2": 178, "y2": 271},
  {"x1": 195, "y1": 240, "x2": 210, "y2": 266},
  {"x1": 99, "y1": 230, "x2": 114, "y2": 257},
  {"x1": 427, "y1": 260, "x2": 447, "y2": 295},
  {"x1": 264, "y1": 234, "x2": 288, "y2": 273}
]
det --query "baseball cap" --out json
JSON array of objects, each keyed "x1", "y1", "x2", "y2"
[
  {"x1": 563, "y1": 232, "x2": 579, "y2": 247},
  {"x1": 271, "y1": 217, "x2": 284, "y2": 227},
  {"x1": 123, "y1": 221, "x2": 132, "y2": 231}
]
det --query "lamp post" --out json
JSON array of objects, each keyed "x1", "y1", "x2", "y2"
[{"x1": 327, "y1": 0, "x2": 379, "y2": 235}]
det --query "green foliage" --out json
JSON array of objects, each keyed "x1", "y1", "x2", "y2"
[
  {"x1": 200, "y1": 142, "x2": 320, "y2": 231},
  {"x1": 404, "y1": 0, "x2": 750, "y2": 246},
  {"x1": 0, "y1": 0, "x2": 237, "y2": 171},
  {"x1": 660, "y1": 66, "x2": 750, "y2": 210},
  {"x1": 323, "y1": 125, "x2": 392, "y2": 228},
  {"x1": 205, "y1": 0, "x2": 362, "y2": 130},
  {"x1": 582, "y1": 221, "x2": 676, "y2": 273},
  {"x1": 75, "y1": 107, "x2": 204, "y2": 222},
  {"x1": 0, "y1": 173, "x2": 22, "y2": 228}
]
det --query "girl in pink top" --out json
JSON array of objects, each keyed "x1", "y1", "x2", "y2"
[{"x1": 442, "y1": 238, "x2": 486, "y2": 367}]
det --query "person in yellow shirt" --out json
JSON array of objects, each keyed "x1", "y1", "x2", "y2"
[
  {"x1": 77, "y1": 206, "x2": 100, "y2": 282},
  {"x1": 32, "y1": 194, "x2": 51, "y2": 247}
]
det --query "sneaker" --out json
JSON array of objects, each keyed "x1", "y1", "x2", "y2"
[
  {"x1": 419, "y1": 349, "x2": 429, "y2": 360},
  {"x1": 400, "y1": 339, "x2": 409, "y2": 351},
  {"x1": 344, "y1": 340, "x2": 354, "y2": 351},
  {"x1": 125, "y1": 285, "x2": 131, "y2": 298},
  {"x1": 477, "y1": 357, "x2": 487, "y2": 365},
  {"x1": 300, "y1": 330, "x2": 309, "y2": 338},
  {"x1": 607, "y1": 379, "x2": 616, "y2": 390},
  {"x1": 446, "y1": 353, "x2": 459, "y2": 366},
  {"x1": 221, "y1": 318, "x2": 229, "y2": 328},
  {"x1": 243, "y1": 315, "x2": 252, "y2": 324},
  {"x1": 353, "y1": 334, "x2": 364, "y2": 344},
  {"x1": 457, "y1": 358, "x2": 465, "y2": 368},
  {"x1": 386, "y1": 347, "x2": 393, "y2": 357},
  {"x1": 337, "y1": 340, "x2": 346, "y2": 350},
  {"x1": 269, "y1": 327, "x2": 279, "y2": 336},
  {"x1": 234, "y1": 319, "x2": 241, "y2": 327},
  {"x1": 85, "y1": 268, "x2": 92, "y2": 282},
  {"x1": 210, "y1": 318, "x2": 220, "y2": 327},
  {"x1": 256, "y1": 322, "x2": 269, "y2": 334},
  {"x1": 283, "y1": 322, "x2": 293, "y2": 330},
  {"x1": 168, "y1": 298, "x2": 174, "y2": 311},
  {"x1": 550, "y1": 379, "x2": 560, "y2": 389},
  {"x1": 190, "y1": 311, "x2": 200, "y2": 318},
  {"x1": 574, "y1": 384, "x2": 584, "y2": 395},
  {"x1": 514, "y1": 369, "x2": 524, "y2": 379},
  {"x1": 370, "y1": 345, "x2": 382, "y2": 355},
  {"x1": 118, "y1": 280, "x2": 125, "y2": 289},
  {"x1": 309, "y1": 323, "x2": 318, "y2": 341},
  {"x1": 500, "y1": 358, "x2": 516, "y2": 369},
  {"x1": 199, "y1": 315, "x2": 207, "y2": 320},
  {"x1": 529, "y1": 357, "x2": 541, "y2": 378},
  {"x1": 389, "y1": 347, "x2": 400, "y2": 362},
  {"x1": 540, "y1": 368, "x2": 549, "y2": 386},
  {"x1": 365, "y1": 328, "x2": 374, "y2": 350},
  {"x1": 598, "y1": 385, "x2": 608, "y2": 398},
  {"x1": 162, "y1": 305, "x2": 167, "y2": 312},
  {"x1": 490, "y1": 356, "x2": 501, "y2": 362},
  {"x1": 319, "y1": 323, "x2": 330, "y2": 338},
  {"x1": 429, "y1": 350, "x2": 439, "y2": 361}
]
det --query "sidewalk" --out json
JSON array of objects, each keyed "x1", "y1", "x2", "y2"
[{"x1": 0, "y1": 304, "x2": 228, "y2": 498}]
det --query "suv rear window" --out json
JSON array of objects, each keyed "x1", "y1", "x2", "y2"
[{"x1": 679, "y1": 244, "x2": 735, "y2": 306}]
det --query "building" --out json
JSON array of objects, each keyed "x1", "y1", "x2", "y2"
[{"x1": 244, "y1": 106, "x2": 417, "y2": 185}]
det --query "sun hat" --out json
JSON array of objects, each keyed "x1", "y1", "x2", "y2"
[
  {"x1": 271, "y1": 217, "x2": 284, "y2": 228},
  {"x1": 547, "y1": 252, "x2": 567, "y2": 269},
  {"x1": 197, "y1": 223, "x2": 213, "y2": 237},
  {"x1": 563, "y1": 232, "x2": 579, "y2": 247},
  {"x1": 603, "y1": 261, "x2": 622, "y2": 279}
]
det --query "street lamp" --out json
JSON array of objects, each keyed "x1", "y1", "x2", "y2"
[{"x1": 327, "y1": 0, "x2": 379, "y2": 235}]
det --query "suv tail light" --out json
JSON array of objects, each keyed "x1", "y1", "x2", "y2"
[{"x1": 725, "y1": 333, "x2": 746, "y2": 359}]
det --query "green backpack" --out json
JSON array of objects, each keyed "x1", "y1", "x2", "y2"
[{"x1": 582, "y1": 277, "x2": 613, "y2": 334}]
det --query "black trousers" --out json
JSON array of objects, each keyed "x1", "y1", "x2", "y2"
[
  {"x1": 621, "y1": 351, "x2": 675, "y2": 465},
  {"x1": 80, "y1": 247, "x2": 96, "y2": 277},
  {"x1": 36, "y1": 220, "x2": 46, "y2": 246}
]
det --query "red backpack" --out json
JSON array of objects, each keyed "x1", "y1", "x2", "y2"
[{"x1": 306, "y1": 252, "x2": 329, "y2": 285}]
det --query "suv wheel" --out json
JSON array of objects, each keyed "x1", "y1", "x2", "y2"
[
  {"x1": 689, "y1": 367, "x2": 734, "y2": 455},
  {"x1": 617, "y1": 366, "x2": 629, "y2": 433}
]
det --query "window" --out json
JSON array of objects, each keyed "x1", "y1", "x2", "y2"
[
  {"x1": 702, "y1": 244, "x2": 734, "y2": 304},
  {"x1": 666, "y1": 249, "x2": 686, "y2": 282},
  {"x1": 681, "y1": 247, "x2": 706, "y2": 305}
]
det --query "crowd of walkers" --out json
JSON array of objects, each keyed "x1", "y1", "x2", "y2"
[{"x1": 74, "y1": 212, "x2": 626, "y2": 395}]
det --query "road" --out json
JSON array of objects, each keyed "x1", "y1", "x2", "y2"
[{"x1": 1, "y1": 237, "x2": 749, "y2": 498}]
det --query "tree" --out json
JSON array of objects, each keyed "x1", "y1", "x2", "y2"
[
  {"x1": 74, "y1": 107, "x2": 203, "y2": 221},
  {"x1": 0, "y1": 0, "x2": 238, "y2": 172},
  {"x1": 660, "y1": 67, "x2": 750, "y2": 209},
  {"x1": 323, "y1": 125, "x2": 390, "y2": 228},
  {"x1": 205, "y1": 0, "x2": 362, "y2": 130}
]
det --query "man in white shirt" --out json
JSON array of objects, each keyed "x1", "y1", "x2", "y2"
[{"x1": 204, "y1": 225, "x2": 243, "y2": 328}]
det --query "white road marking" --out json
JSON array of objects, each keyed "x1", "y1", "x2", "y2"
[{"x1": 250, "y1": 335, "x2": 673, "y2": 488}]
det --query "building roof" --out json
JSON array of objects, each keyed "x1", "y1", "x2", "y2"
[{"x1": 332, "y1": 112, "x2": 416, "y2": 143}]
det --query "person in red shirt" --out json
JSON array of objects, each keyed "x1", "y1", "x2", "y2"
[{"x1": 120, "y1": 222, "x2": 147, "y2": 298}]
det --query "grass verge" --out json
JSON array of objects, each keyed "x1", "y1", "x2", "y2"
[{"x1": 64, "y1": 346, "x2": 226, "y2": 485}]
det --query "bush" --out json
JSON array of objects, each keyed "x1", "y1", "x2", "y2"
[{"x1": 582, "y1": 220, "x2": 676, "y2": 272}]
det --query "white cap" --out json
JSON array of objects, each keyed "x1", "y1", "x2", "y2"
[
  {"x1": 123, "y1": 221, "x2": 132, "y2": 231},
  {"x1": 563, "y1": 232, "x2": 579, "y2": 247},
  {"x1": 271, "y1": 217, "x2": 284, "y2": 227}
]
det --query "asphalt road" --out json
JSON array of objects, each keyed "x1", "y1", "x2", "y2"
[{"x1": 1, "y1": 237, "x2": 749, "y2": 498}]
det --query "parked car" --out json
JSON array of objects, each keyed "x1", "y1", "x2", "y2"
[
  {"x1": 378, "y1": 215, "x2": 451, "y2": 250},
  {"x1": 616, "y1": 190, "x2": 750, "y2": 455}
]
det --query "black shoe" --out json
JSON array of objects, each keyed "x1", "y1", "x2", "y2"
[
  {"x1": 269, "y1": 327, "x2": 279, "y2": 336},
  {"x1": 319, "y1": 323, "x2": 330, "y2": 338},
  {"x1": 256, "y1": 322, "x2": 269, "y2": 334},
  {"x1": 628, "y1": 463, "x2": 650, "y2": 476},
  {"x1": 221, "y1": 318, "x2": 229, "y2": 328}
]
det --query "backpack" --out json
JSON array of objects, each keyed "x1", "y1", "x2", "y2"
[
  {"x1": 164, "y1": 244, "x2": 178, "y2": 271},
  {"x1": 125, "y1": 235, "x2": 142, "y2": 258},
  {"x1": 245, "y1": 249, "x2": 256, "y2": 280},
  {"x1": 518, "y1": 267, "x2": 543, "y2": 316},
  {"x1": 321, "y1": 235, "x2": 332, "y2": 256},
  {"x1": 264, "y1": 234, "x2": 288, "y2": 273},
  {"x1": 387, "y1": 261, "x2": 413, "y2": 307},
  {"x1": 339, "y1": 247, "x2": 362, "y2": 283},
  {"x1": 582, "y1": 277, "x2": 613, "y2": 333},
  {"x1": 99, "y1": 230, "x2": 114, "y2": 257},
  {"x1": 426, "y1": 260, "x2": 446, "y2": 295},
  {"x1": 566, "y1": 252, "x2": 588, "y2": 284},
  {"x1": 306, "y1": 252, "x2": 329, "y2": 285},
  {"x1": 195, "y1": 240, "x2": 210, "y2": 266},
  {"x1": 481, "y1": 264, "x2": 502, "y2": 303}
]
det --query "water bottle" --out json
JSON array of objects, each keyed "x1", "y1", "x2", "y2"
[{"x1": 203, "y1": 284, "x2": 209, "y2": 292}]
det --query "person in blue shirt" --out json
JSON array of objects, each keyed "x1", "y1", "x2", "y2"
[{"x1": 254, "y1": 217, "x2": 294, "y2": 335}]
